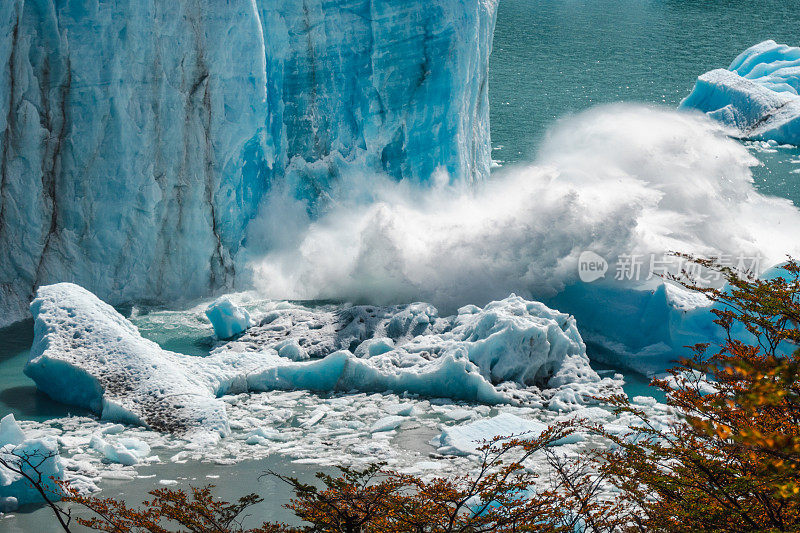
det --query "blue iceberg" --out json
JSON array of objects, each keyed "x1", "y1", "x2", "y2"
[
  {"x1": 205, "y1": 297, "x2": 252, "y2": 339},
  {"x1": 0, "y1": 414, "x2": 64, "y2": 510},
  {"x1": 681, "y1": 40, "x2": 800, "y2": 144}
]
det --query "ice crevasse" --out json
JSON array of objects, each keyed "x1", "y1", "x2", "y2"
[
  {"x1": 681, "y1": 40, "x2": 800, "y2": 144},
  {"x1": 25, "y1": 283, "x2": 603, "y2": 440},
  {"x1": 0, "y1": 0, "x2": 498, "y2": 327}
]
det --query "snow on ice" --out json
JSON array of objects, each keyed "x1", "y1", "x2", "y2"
[
  {"x1": 25, "y1": 283, "x2": 607, "y2": 439},
  {"x1": 681, "y1": 40, "x2": 800, "y2": 144}
]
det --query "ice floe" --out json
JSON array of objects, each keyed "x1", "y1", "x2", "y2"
[
  {"x1": 681, "y1": 40, "x2": 800, "y2": 144},
  {"x1": 435, "y1": 412, "x2": 583, "y2": 456},
  {"x1": 25, "y1": 284, "x2": 609, "y2": 440},
  {"x1": 90, "y1": 435, "x2": 152, "y2": 467}
]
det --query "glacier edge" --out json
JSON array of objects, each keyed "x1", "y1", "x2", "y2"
[{"x1": 0, "y1": 0, "x2": 498, "y2": 326}]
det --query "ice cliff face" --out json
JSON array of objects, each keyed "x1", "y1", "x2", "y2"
[{"x1": 0, "y1": 0, "x2": 497, "y2": 326}]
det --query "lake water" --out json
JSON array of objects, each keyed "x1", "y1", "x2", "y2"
[
  {"x1": 490, "y1": 0, "x2": 800, "y2": 204},
  {"x1": 2, "y1": 0, "x2": 800, "y2": 527}
]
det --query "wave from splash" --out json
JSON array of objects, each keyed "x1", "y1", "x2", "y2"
[{"x1": 246, "y1": 104, "x2": 800, "y2": 310}]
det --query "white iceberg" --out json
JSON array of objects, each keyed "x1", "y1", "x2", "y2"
[
  {"x1": 205, "y1": 297, "x2": 252, "y2": 339},
  {"x1": 681, "y1": 40, "x2": 800, "y2": 144},
  {"x1": 0, "y1": 414, "x2": 64, "y2": 510},
  {"x1": 27, "y1": 283, "x2": 241, "y2": 437},
  {"x1": 436, "y1": 412, "x2": 582, "y2": 456},
  {"x1": 90, "y1": 435, "x2": 151, "y2": 467},
  {"x1": 26, "y1": 283, "x2": 600, "y2": 438}
]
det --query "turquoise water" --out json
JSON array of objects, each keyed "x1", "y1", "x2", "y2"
[
  {"x1": 489, "y1": 0, "x2": 800, "y2": 204},
  {"x1": 490, "y1": 0, "x2": 800, "y2": 160}
]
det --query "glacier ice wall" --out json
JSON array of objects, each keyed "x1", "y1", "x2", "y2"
[{"x1": 0, "y1": 0, "x2": 497, "y2": 326}]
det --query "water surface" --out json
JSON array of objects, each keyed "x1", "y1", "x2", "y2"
[{"x1": 490, "y1": 0, "x2": 800, "y2": 161}]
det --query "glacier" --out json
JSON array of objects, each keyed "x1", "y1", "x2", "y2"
[
  {"x1": 681, "y1": 40, "x2": 800, "y2": 144},
  {"x1": 25, "y1": 283, "x2": 603, "y2": 439},
  {"x1": 0, "y1": 0, "x2": 497, "y2": 327}
]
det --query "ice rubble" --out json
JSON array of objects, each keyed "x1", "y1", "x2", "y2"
[
  {"x1": 90, "y1": 435, "x2": 152, "y2": 467},
  {"x1": 681, "y1": 40, "x2": 800, "y2": 144},
  {"x1": 0, "y1": 414, "x2": 64, "y2": 511},
  {"x1": 205, "y1": 297, "x2": 252, "y2": 339},
  {"x1": 0, "y1": 0, "x2": 497, "y2": 327},
  {"x1": 25, "y1": 283, "x2": 603, "y2": 438},
  {"x1": 5, "y1": 384, "x2": 668, "y2": 516}
]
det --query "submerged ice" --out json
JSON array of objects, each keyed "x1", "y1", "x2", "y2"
[
  {"x1": 681, "y1": 40, "x2": 800, "y2": 144},
  {"x1": 25, "y1": 283, "x2": 602, "y2": 439}
]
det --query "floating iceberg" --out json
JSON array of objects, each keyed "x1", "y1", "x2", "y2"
[
  {"x1": 681, "y1": 40, "x2": 800, "y2": 144},
  {"x1": 0, "y1": 0, "x2": 497, "y2": 327},
  {"x1": 25, "y1": 284, "x2": 600, "y2": 437},
  {"x1": 89, "y1": 435, "x2": 151, "y2": 467},
  {"x1": 217, "y1": 294, "x2": 600, "y2": 394},
  {"x1": 436, "y1": 412, "x2": 582, "y2": 456},
  {"x1": 547, "y1": 280, "x2": 716, "y2": 375},
  {"x1": 549, "y1": 262, "x2": 800, "y2": 376},
  {"x1": 205, "y1": 297, "x2": 252, "y2": 339},
  {"x1": 0, "y1": 414, "x2": 64, "y2": 510},
  {"x1": 27, "y1": 283, "x2": 239, "y2": 437}
]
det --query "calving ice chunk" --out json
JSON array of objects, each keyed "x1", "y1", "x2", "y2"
[
  {"x1": 25, "y1": 283, "x2": 602, "y2": 439},
  {"x1": 681, "y1": 40, "x2": 800, "y2": 144},
  {"x1": 205, "y1": 297, "x2": 252, "y2": 339}
]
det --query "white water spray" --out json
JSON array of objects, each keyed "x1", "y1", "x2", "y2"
[{"x1": 247, "y1": 105, "x2": 800, "y2": 310}]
